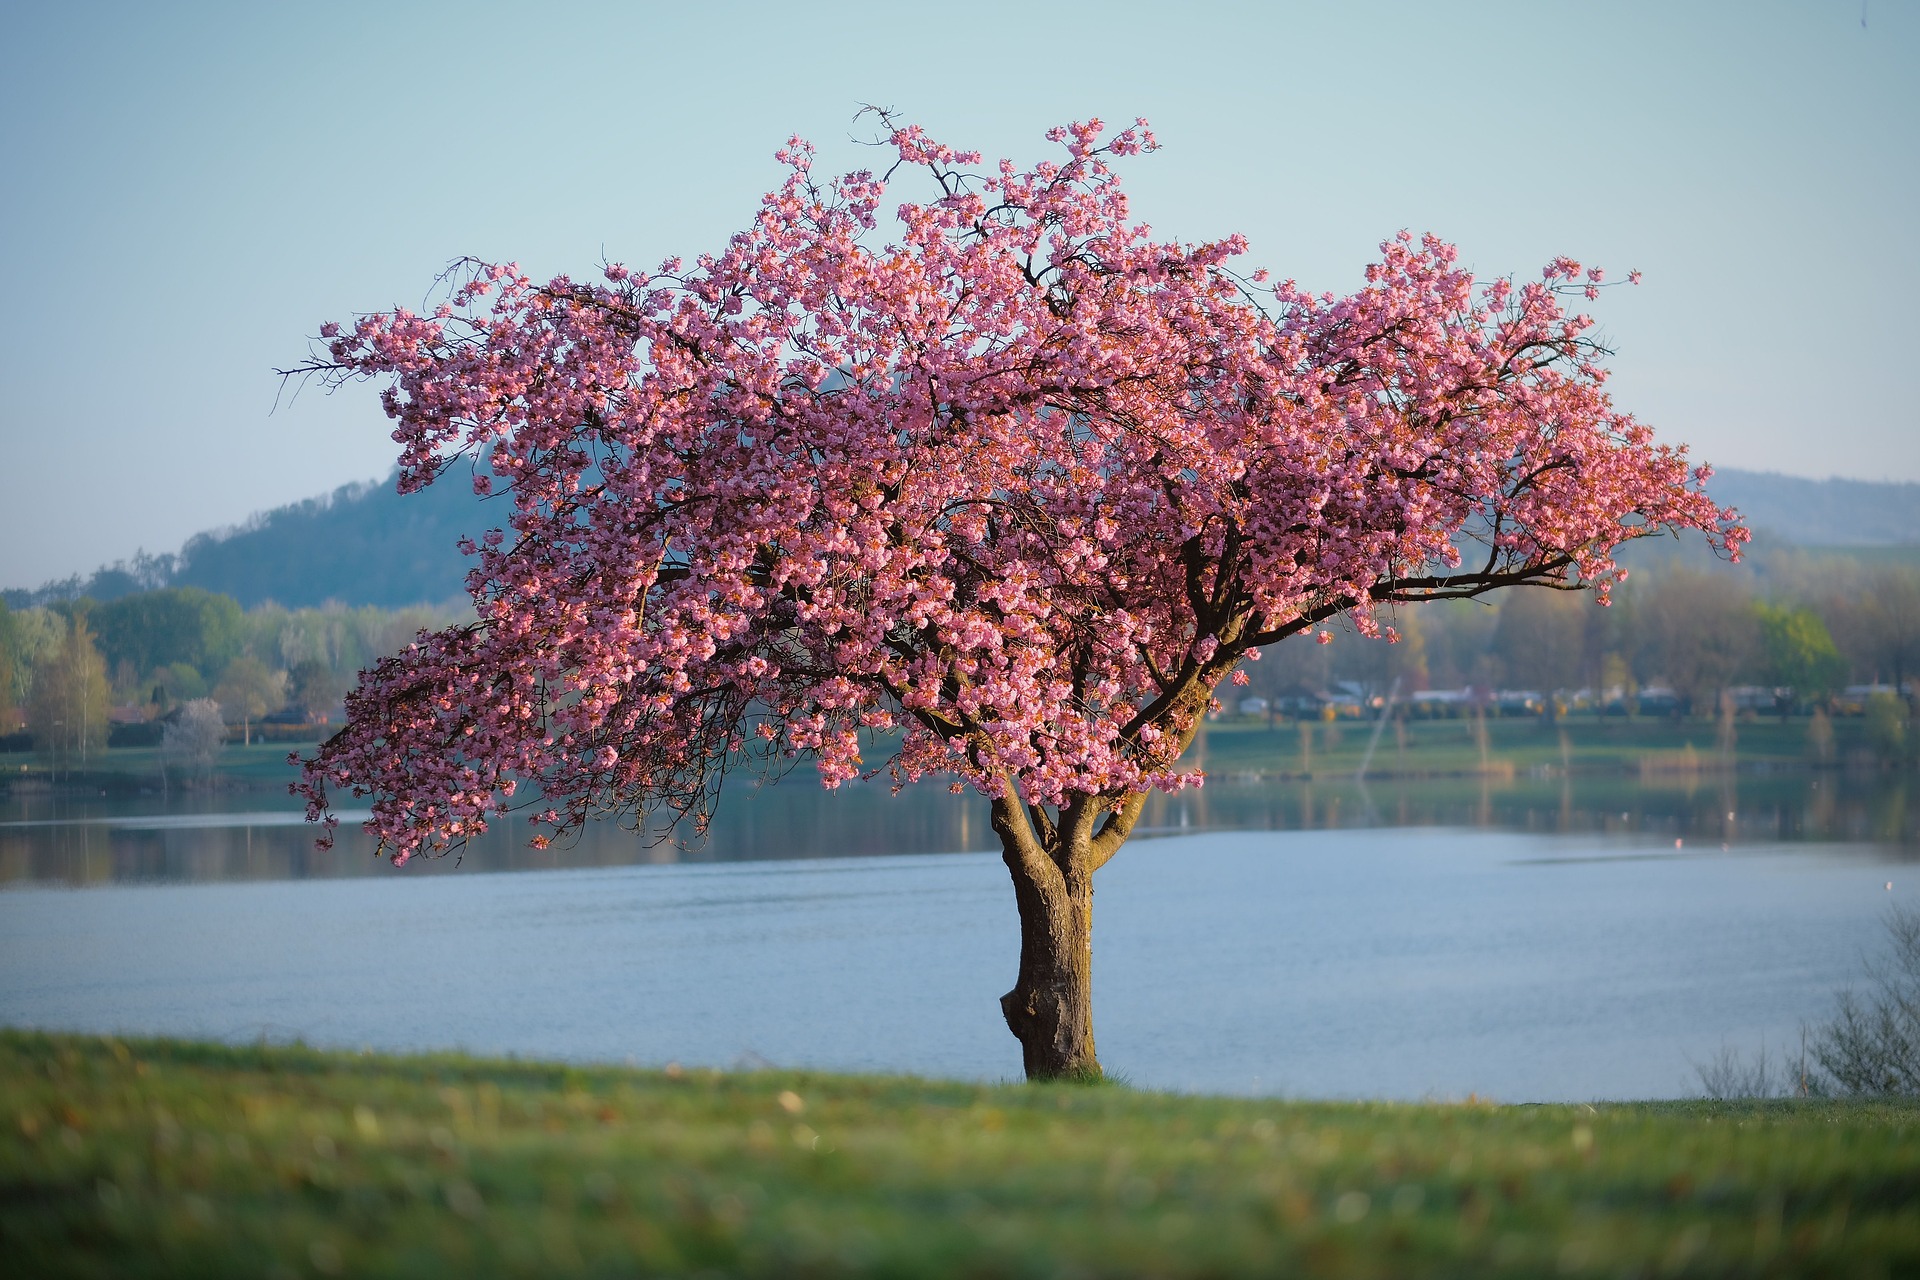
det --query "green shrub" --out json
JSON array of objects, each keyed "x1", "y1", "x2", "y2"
[{"x1": 1864, "y1": 692, "x2": 1909, "y2": 763}]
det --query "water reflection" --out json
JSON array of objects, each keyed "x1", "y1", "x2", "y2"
[{"x1": 3, "y1": 767, "x2": 1913, "y2": 889}]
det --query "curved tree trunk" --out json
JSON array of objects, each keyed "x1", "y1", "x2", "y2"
[
  {"x1": 999, "y1": 847, "x2": 1098, "y2": 1079},
  {"x1": 988, "y1": 785, "x2": 1149, "y2": 1081}
]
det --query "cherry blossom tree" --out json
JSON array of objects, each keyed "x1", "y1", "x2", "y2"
[{"x1": 289, "y1": 117, "x2": 1744, "y2": 1079}]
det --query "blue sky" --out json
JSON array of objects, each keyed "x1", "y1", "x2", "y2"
[{"x1": 2, "y1": 1, "x2": 1914, "y2": 589}]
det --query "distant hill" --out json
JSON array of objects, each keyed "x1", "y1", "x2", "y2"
[
  {"x1": 1706, "y1": 469, "x2": 1920, "y2": 547},
  {"x1": 5, "y1": 473, "x2": 494, "y2": 610},
  {"x1": 168, "y1": 474, "x2": 490, "y2": 609},
  {"x1": 8, "y1": 466, "x2": 1917, "y2": 612}
]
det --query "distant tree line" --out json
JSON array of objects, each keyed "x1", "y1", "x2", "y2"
[
  {"x1": 0, "y1": 588, "x2": 467, "y2": 764},
  {"x1": 2, "y1": 549, "x2": 1915, "y2": 767},
  {"x1": 1236, "y1": 544, "x2": 1920, "y2": 724}
]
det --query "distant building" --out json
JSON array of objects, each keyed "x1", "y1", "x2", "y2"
[
  {"x1": 1636, "y1": 686, "x2": 1681, "y2": 716},
  {"x1": 1409, "y1": 689, "x2": 1471, "y2": 717},
  {"x1": 1493, "y1": 690, "x2": 1544, "y2": 716}
]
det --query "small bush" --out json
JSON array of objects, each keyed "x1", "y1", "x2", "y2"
[
  {"x1": 1693, "y1": 1038, "x2": 1817, "y2": 1101},
  {"x1": 1812, "y1": 902, "x2": 1920, "y2": 1094},
  {"x1": 161, "y1": 697, "x2": 225, "y2": 781},
  {"x1": 1700, "y1": 903, "x2": 1920, "y2": 1098},
  {"x1": 1864, "y1": 692, "x2": 1909, "y2": 763}
]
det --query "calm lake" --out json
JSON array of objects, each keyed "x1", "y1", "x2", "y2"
[{"x1": 1, "y1": 772, "x2": 1913, "y2": 1101}]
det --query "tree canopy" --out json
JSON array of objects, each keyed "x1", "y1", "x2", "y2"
[
  {"x1": 28, "y1": 613, "x2": 110, "y2": 771},
  {"x1": 292, "y1": 117, "x2": 1742, "y2": 866},
  {"x1": 1757, "y1": 602, "x2": 1847, "y2": 702},
  {"x1": 89, "y1": 587, "x2": 244, "y2": 681}
]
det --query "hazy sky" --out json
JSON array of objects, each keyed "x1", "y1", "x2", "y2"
[{"x1": 2, "y1": 1, "x2": 1914, "y2": 589}]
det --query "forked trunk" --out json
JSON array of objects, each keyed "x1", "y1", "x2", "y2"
[
  {"x1": 991, "y1": 788, "x2": 1104, "y2": 1081},
  {"x1": 988, "y1": 775, "x2": 1157, "y2": 1080}
]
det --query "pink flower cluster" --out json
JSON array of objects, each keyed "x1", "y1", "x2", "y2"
[{"x1": 293, "y1": 118, "x2": 1743, "y2": 863}]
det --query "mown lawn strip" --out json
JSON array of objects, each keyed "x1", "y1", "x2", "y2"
[{"x1": 3, "y1": 1030, "x2": 1915, "y2": 1278}]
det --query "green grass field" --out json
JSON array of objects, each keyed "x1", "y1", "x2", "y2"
[
  {"x1": 1, "y1": 741, "x2": 319, "y2": 792},
  {"x1": 4, "y1": 1031, "x2": 1915, "y2": 1278},
  {"x1": 1194, "y1": 713, "x2": 1882, "y2": 779},
  {"x1": 2, "y1": 713, "x2": 1897, "y2": 796}
]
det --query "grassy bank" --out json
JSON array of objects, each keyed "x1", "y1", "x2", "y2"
[
  {"x1": 0, "y1": 742, "x2": 317, "y2": 795},
  {"x1": 4, "y1": 1032, "x2": 1916, "y2": 1278},
  {"x1": 2, "y1": 714, "x2": 1906, "y2": 799},
  {"x1": 1194, "y1": 713, "x2": 1899, "y2": 779}
]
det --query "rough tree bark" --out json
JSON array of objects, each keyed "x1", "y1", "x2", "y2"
[
  {"x1": 995, "y1": 813, "x2": 1098, "y2": 1077},
  {"x1": 990, "y1": 784, "x2": 1154, "y2": 1080}
]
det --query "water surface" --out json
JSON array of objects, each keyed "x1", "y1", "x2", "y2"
[
  {"x1": 1, "y1": 826, "x2": 1907, "y2": 1101},
  {"x1": 3, "y1": 769, "x2": 1911, "y2": 887}
]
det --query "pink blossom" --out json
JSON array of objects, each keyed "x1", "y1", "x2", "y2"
[{"x1": 291, "y1": 117, "x2": 1744, "y2": 864}]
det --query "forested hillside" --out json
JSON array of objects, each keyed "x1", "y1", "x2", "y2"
[
  {"x1": 1707, "y1": 469, "x2": 1920, "y2": 547},
  {"x1": 6, "y1": 474, "x2": 493, "y2": 610},
  {"x1": 6, "y1": 468, "x2": 1918, "y2": 613},
  {"x1": 170, "y1": 475, "x2": 488, "y2": 608}
]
